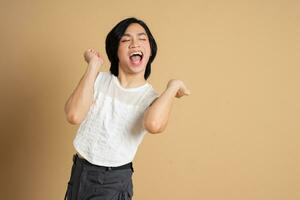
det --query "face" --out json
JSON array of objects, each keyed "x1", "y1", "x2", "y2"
[{"x1": 117, "y1": 23, "x2": 151, "y2": 76}]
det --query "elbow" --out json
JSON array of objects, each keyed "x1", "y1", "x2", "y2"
[
  {"x1": 64, "y1": 103, "x2": 84, "y2": 125},
  {"x1": 144, "y1": 121, "x2": 164, "y2": 134},
  {"x1": 65, "y1": 112, "x2": 83, "y2": 125}
]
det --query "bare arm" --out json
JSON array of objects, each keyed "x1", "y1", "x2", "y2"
[
  {"x1": 64, "y1": 49, "x2": 103, "y2": 124},
  {"x1": 143, "y1": 79, "x2": 191, "y2": 134}
]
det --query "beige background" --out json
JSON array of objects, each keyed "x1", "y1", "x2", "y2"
[{"x1": 0, "y1": 0, "x2": 299, "y2": 199}]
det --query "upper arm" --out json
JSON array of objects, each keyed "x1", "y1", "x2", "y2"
[
  {"x1": 143, "y1": 106, "x2": 155, "y2": 134},
  {"x1": 143, "y1": 97, "x2": 160, "y2": 134}
]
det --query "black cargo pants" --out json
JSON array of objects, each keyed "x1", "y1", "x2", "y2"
[{"x1": 64, "y1": 154, "x2": 134, "y2": 200}]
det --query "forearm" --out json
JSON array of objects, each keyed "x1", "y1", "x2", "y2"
[
  {"x1": 144, "y1": 85, "x2": 179, "y2": 132},
  {"x1": 64, "y1": 63, "x2": 99, "y2": 124}
]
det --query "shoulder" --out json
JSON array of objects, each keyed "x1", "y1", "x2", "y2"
[
  {"x1": 95, "y1": 71, "x2": 112, "y2": 85},
  {"x1": 97, "y1": 71, "x2": 112, "y2": 79}
]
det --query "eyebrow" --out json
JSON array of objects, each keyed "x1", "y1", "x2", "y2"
[{"x1": 121, "y1": 32, "x2": 147, "y2": 37}]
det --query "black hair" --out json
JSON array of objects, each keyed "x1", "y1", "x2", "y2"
[{"x1": 105, "y1": 17, "x2": 157, "y2": 80}]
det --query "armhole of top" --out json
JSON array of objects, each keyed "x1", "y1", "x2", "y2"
[{"x1": 148, "y1": 91, "x2": 159, "y2": 107}]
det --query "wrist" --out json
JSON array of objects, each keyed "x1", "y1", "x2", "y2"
[
  {"x1": 89, "y1": 59, "x2": 102, "y2": 67},
  {"x1": 165, "y1": 84, "x2": 179, "y2": 97},
  {"x1": 86, "y1": 63, "x2": 100, "y2": 74}
]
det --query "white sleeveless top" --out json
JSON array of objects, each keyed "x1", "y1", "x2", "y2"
[{"x1": 73, "y1": 71, "x2": 159, "y2": 167}]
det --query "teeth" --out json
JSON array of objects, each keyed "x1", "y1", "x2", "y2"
[{"x1": 130, "y1": 51, "x2": 143, "y2": 57}]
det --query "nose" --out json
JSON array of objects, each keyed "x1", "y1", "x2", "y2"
[{"x1": 129, "y1": 38, "x2": 140, "y2": 48}]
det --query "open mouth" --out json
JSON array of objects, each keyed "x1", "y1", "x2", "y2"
[{"x1": 129, "y1": 51, "x2": 143, "y2": 65}]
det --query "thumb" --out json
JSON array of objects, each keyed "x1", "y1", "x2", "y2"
[{"x1": 185, "y1": 89, "x2": 191, "y2": 95}]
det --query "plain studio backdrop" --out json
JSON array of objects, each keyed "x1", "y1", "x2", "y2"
[{"x1": 0, "y1": 0, "x2": 299, "y2": 199}]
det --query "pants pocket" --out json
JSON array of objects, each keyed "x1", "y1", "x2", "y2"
[{"x1": 125, "y1": 177, "x2": 133, "y2": 199}]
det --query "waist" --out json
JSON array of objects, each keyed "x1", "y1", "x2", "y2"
[{"x1": 74, "y1": 153, "x2": 133, "y2": 171}]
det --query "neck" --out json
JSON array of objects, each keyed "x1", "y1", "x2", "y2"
[{"x1": 117, "y1": 69, "x2": 147, "y2": 89}]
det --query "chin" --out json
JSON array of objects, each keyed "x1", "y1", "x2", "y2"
[
  {"x1": 128, "y1": 65, "x2": 146, "y2": 74},
  {"x1": 128, "y1": 61, "x2": 147, "y2": 69},
  {"x1": 130, "y1": 67, "x2": 146, "y2": 74}
]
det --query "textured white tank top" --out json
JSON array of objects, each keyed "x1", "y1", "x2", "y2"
[{"x1": 73, "y1": 71, "x2": 159, "y2": 167}]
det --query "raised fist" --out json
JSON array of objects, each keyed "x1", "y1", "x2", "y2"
[{"x1": 84, "y1": 48, "x2": 104, "y2": 66}]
